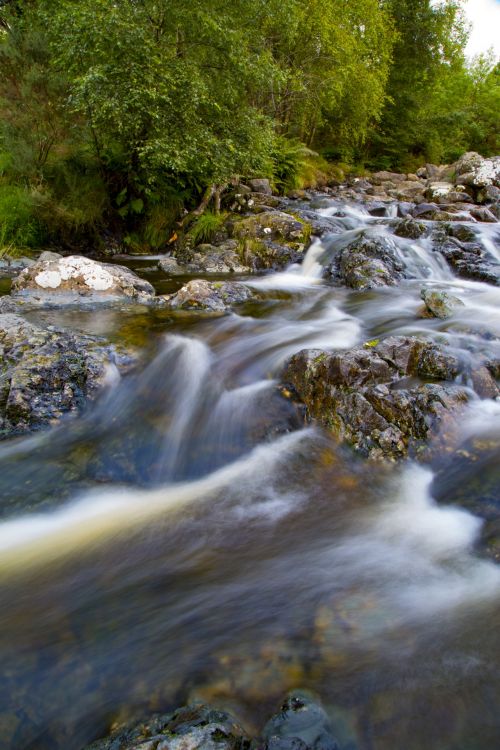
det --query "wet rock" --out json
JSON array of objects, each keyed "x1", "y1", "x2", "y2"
[
  {"x1": 0, "y1": 313, "x2": 134, "y2": 439},
  {"x1": 477, "y1": 185, "x2": 500, "y2": 204},
  {"x1": 420, "y1": 288, "x2": 465, "y2": 319},
  {"x1": 262, "y1": 691, "x2": 339, "y2": 750},
  {"x1": 282, "y1": 336, "x2": 470, "y2": 460},
  {"x1": 166, "y1": 279, "x2": 253, "y2": 312},
  {"x1": 394, "y1": 217, "x2": 426, "y2": 239},
  {"x1": 324, "y1": 233, "x2": 404, "y2": 290},
  {"x1": 158, "y1": 256, "x2": 186, "y2": 275},
  {"x1": 85, "y1": 704, "x2": 249, "y2": 750},
  {"x1": 183, "y1": 241, "x2": 251, "y2": 274},
  {"x1": 13, "y1": 255, "x2": 156, "y2": 303},
  {"x1": 285, "y1": 209, "x2": 341, "y2": 238},
  {"x1": 446, "y1": 224, "x2": 477, "y2": 243},
  {"x1": 0, "y1": 256, "x2": 35, "y2": 278},
  {"x1": 248, "y1": 178, "x2": 272, "y2": 195},
  {"x1": 437, "y1": 239, "x2": 500, "y2": 285},
  {"x1": 470, "y1": 207, "x2": 497, "y2": 223}
]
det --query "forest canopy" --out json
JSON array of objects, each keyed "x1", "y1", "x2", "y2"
[{"x1": 0, "y1": 0, "x2": 498, "y2": 251}]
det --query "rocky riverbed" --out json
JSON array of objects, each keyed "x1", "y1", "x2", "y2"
[{"x1": 0, "y1": 152, "x2": 500, "y2": 750}]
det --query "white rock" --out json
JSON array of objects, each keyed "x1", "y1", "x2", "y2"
[{"x1": 35, "y1": 270, "x2": 62, "y2": 289}]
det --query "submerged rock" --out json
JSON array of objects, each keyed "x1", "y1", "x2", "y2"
[
  {"x1": 166, "y1": 279, "x2": 253, "y2": 312},
  {"x1": 262, "y1": 691, "x2": 339, "y2": 750},
  {"x1": 13, "y1": 255, "x2": 157, "y2": 303},
  {"x1": 420, "y1": 288, "x2": 465, "y2": 319},
  {"x1": 282, "y1": 336, "x2": 471, "y2": 460},
  {"x1": 85, "y1": 704, "x2": 249, "y2": 750},
  {"x1": 0, "y1": 313, "x2": 134, "y2": 439}
]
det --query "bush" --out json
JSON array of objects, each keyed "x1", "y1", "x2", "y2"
[
  {"x1": 188, "y1": 211, "x2": 228, "y2": 246},
  {"x1": 0, "y1": 184, "x2": 41, "y2": 254}
]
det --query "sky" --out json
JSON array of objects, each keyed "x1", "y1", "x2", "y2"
[{"x1": 464, "y1": 0, "x2": 500, "y2": 58}]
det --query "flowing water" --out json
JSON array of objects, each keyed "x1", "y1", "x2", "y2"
[{"x1": 1, "y1": 198, "x2": 500, "y2": 750}]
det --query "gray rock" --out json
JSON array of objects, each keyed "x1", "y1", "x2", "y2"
[
  {"x1": 166, "y1": 279, "x2": 253, "y2": 312},
  {"x1": 38, "y1": 250, "x2": 63, "y2": 261},
  {"x1": 324, "y1": 233, "x2": 404, "y2": 290},
  {"x1": 394, "y1": 217, "x2": 426, "y2": 239},
  {"x1": 0, "y1": 313, "x2": 134, "y2": 439},
  {"x1": 263, "y1": 691, "x2": 339, "y2": 750},
  {"x1": 420, "y1": 288, "x2": 465, "y2": 319},
  {"x1": 85, "y1": 704, "x2": 249, "y2": 750},
  {"x1": 248, "y1": 178, "x2": 272, "y2": 195},
  {"x1": 158, "y1": 256, "x2": 186, "y2": 275},
  {"x1": 454, "y1": 152, "x2": 500, "y2": 189},
  {"x1": 282, "y1": 336, "x2": 470, "y2": 461},
  {"x1": 437, "y1": 239, "x2": 500, "y2": 285},
  {"x1": 13, "y1": 255, "x2": 156, "y2": 303},
  {"x1": 470, "y1": 207, "x2": 497, "y2": 223}
]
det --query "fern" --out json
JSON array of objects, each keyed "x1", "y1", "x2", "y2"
[{"x1": 188, "y1": 211, "x2": 228, "y2": 246}]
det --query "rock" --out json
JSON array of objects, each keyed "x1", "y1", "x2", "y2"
[
  {"x1": 282, "y1": 336, "x2": 470, "y2": 460},
  {"x1": 412, "y1": 202, "x2": 439, "y2": 218},
  {"x1": 13, "y1": 255, "x2": 156, "y2": 303},
  {"x1": 470, "y1": 207, "x2": 497, "y2": 223},
  {"x1": 0, "y1": 256, "x2": 35, "y2": 278},
  {"x1": 84, "y1": 704, "x2": 249, "y2": 750},
  {"x1": 230, "y1": 211, "x2": 310, "y2": 246},
  {"x1": 158, "y1": 256, "x2": 186, "y2": 275},
  {"x1": 167, "y1": 279, "x2": 252, "y2": 312},
  {"x1": 477, "y1": 185, "x2": 500, "y2": 204},
  {"x1": 446, "y1": 224, "x2": 477, "y2": 243},
  {"x1": 437, "y1": 239, "x2": 500, "y2": 285},
  {"x1": 425, "y1": 182, "x2": 459, "y2": 201},
  {"x1": 394, "y1": 217, "x2": 426, "y2": 239},
  {"x1": 454, "y1": 152, "x2": 500, "y2": 189},
  {"x1": 0, "y1": 314, "x2": 134, "y2": 439},
  {"x1": 38, "y1": 250, "x2": 63, "y2": 261},
  {"x1": 284, "y1": 209, "x2": 341, "y2": 238},
  {"x1": 420, "y1": 288, "x2": 465, "y2": 319},
  {"x1": 248, "y1": 178, "x2": 273, "y2": 195},
  {"x1": 371, "y1": 171, "x2": 407, "y2": 184},
  {"x1": 323, "y1": 232, "x2": 404, "y2": 290},
  {"x1": 262, "y1": 691, "x2": 339, "y2": 750}
]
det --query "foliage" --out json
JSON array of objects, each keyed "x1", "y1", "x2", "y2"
[
  {"x1": 0, "y1": 0, "x2": 497, "y2": 251},
  {"x1": 188, "y1": 211, "x2": 228, "y2": 246},
  {"x1": 0, "y1": 184, "x2": 40, "y2": 252}
]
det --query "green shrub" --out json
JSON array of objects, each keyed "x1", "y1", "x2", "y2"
[
  {"x1": 0, "y1": 184, "x2": 41, "y2": 253},
  {"x1": 188, "y1": 211, "x2": 228, "y2": 246}
]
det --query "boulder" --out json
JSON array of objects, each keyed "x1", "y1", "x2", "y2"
[
  {"x1": 0, "y1": 314, "x2": 134, "y2": 439},
  {"x1": 420, "y1": 288, "x2": 465, "y2": 319},
  {"x1": 371, "y1": 171, "x2": 407, "y2": 184},
  {"x1": 282, "y1": 336, "x2": 471, "y2": 460},
  {"x1": 85, "y1": 704, "x2": 249, "y2": 750},
  {"x1": 262, "y1": 691, "x2": 339, "y2": 750},
  {"x1": 454, "y1": 152, "x2": 500, "y2": 189},
  {"x1": 230, "y1": 211, "x2": 310, "y2": 246},
  {"x1": 166, "y1": 279, "x2": 252, "y2": 312},
  {"x1": 158, "y1": 256, "x2": 186, "y2": 275},
  {"x1": 394, "y1": 217, "x2": 426, "y2": 239},
  {"x1": 470, "y1": 207, "x2": 497, "y2": 223},
  {"x1": 437, "y1": 239, "x2": 500, "y2": 285},
  {"x1": 248, "y1": 178, "x2": 273, "y2": 195},
  {"x1": 323, "y1": 232, "x2": 404, "y2": 290},
  {"x1": 13, "y1": 255, "x2": 156, "y2": 303},
  {"x1": 174, "y1": 241, "x2": 251, "y2": 274}
]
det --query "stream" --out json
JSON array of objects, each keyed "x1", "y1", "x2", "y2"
[{"x1": 1, "y1": 197, "x2": 500, "y2": 750}]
